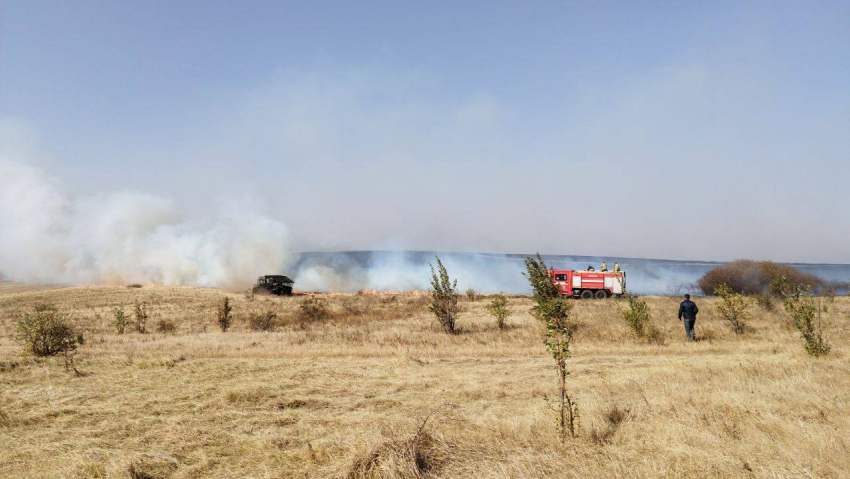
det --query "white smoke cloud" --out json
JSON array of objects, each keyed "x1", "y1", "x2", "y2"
[
  {"x1": 294, "y1": 252, "x2": 437, "y2": 292},
  {"x1": 0, "y1": 123, "x2": 289, "y2": 288},
  {"x1": 292, "y1": 251, "x2": 530, "y2": 293}
]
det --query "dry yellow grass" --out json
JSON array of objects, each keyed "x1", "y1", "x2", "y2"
[{"x1": 1, "y1": 286, "x2": 849, "y2": 478}]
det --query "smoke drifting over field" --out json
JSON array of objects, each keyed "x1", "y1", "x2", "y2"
[
  {"x1": 0, "y1": 154, "x2": 289, "y2": 288},
  {"x1": 291, "y1": 252, "x2": 689, "y2": 295},
  {"x1": 292, "y1": 252, "x2": 530, "y2": 293},
  {"x1": 3, "y1": 124, "x2": 849, "y2": 294},
  {"x1": 290, "y1": 251, "x2": 850, "y2": 296},
  {"x1": 3, "y1": 150, "x2": 848, "y2": 294}
]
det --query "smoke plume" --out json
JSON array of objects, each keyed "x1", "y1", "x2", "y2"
[
  {"x1": 0, "y1": 153, "x2": 289, "y2": 289},
  {"x1": 292, "y1": 251, "x2": 529, "y2": 293}
]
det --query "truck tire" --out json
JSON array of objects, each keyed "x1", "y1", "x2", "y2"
[
  {"x1": 580, "y1": 290, "x2": 594, "y2": 300},
  {"x1": 595, "y1": 290, "x2": 609, "y2": 299}
]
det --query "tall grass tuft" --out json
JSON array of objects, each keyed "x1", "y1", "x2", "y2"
[
  {"x1": 217, "y1": 297, "x2": 233, "y2": 332},
  {"x1": 249, "y1": 311, "x2": 277, "y2": 331},
  {"x1": 134, "y1": 301, "x2": 149, "y2": 334},
  {"x1": 299, "y1": 297, "x2": 330, "y2": 323},
  {"x1": 590, "y1": 405, "x2": 630, "y2": 445},
  {"x1": 345, "y1": 406, "x2": 453, "y2": 479},
  {"x1": 155, "y1": 319, "x2": 177, "y2": 334}
]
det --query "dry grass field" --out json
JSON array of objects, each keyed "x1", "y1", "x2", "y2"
[{"x1": 1, "y1": 285, "x2": 849, "y2": 478}]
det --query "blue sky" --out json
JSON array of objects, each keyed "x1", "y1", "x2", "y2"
[{"x1": 2, "y1": 1, "x2": 849, "y2": 263}]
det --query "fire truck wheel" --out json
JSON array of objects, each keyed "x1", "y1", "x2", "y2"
[
  {"x1": 579, "y1": 290, "x2": 594, "y2": 300},
  {"x1": 594, "y1": 290, "x2": 609, "y2": 299}
]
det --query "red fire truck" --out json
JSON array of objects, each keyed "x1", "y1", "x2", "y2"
[{"x1": 549, "y1": 268, "x2": 626, "y2": 299}]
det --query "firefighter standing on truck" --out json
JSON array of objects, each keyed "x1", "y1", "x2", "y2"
[
  {"x1": 613, "y1": 262, "x2": 621, "y2": 273},
  {"x1": 600, "y1": 262, "x2": 608, "y2": 272}
]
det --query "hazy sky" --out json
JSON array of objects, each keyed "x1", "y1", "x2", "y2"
[{"x1": 2, "y1": 1, "x2": 849, "y2": 263}]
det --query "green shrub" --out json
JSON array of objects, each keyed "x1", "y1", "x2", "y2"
[
  {"x1": 784, "y1": 286, "x2": 831, "y2": 357},
  {"x1": 14, "y1": 304, "x2": 82, "y2": 357},
  {"x1": 715, "y1": 284, "x2": 752, "y2": 334},
  {"x1": 769, "y1": 274, "x2": 792, "y2": 297},
  {"x1": 429, "y1": 256, "x2": 460, "y2": 333},
  {"x1": 486, "y1": 294, "x2": 510, "y2": 330},
  {"x1": 217, "y1": 297, "x2": 233, "y2": 332},
  {"x1": 622, "y1": 295, "x2": 651, "y2": 338},
  {"x1": 249, "y1": 311, "x2": 277, "y2": 331},
  {"x1": 299, "y1": 296, "x2": 330, "y2": 323},
  {"x1": 113, "y1": 307, "x2": 127, "y2": 334}
]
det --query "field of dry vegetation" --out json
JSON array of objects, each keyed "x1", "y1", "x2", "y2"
[{"x1": 1, "y1": 285, "x2": 849, "y2": 478}]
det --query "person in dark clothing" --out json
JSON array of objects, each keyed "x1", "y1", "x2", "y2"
[{"x1": 678, "y1": 294, "x2": 699, "y2": 341}]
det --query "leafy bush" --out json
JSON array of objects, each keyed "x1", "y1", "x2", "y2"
[
  {"x1": 784, "y1": 286, "x2": 831, "y2": 357},
  {"x1": 486, "y1": 294, "x2": 510, "y2": 330},
  {"x1": 14, "y1": 304, "x2": 82, "y2": 357},
  {"x1": 134, "y1": 301, "x2": 149, "y2": 334},
  {"x1": 429, "y1": 256, "x2": 460, "y2": 333},
  {"x1": 715, "y1": 284, "x2": 752, "y2": 334},
  {"x1": 249, "y1": 311, "x2": 277, "y2": 331},
  {"x1": 622, "y1": 295, "x2": 651, "y2": 338},
  {"x1": 113, "y1": 307, "x2": 127, "y2": 334},
  {"x1": 698, "y1": 260, "x2": 821, "y2": 295},
  {"x1": 217, "y1": 297, "x2": 233, "y2": 332},
  {"x1": 466, "y1": 288, "x2": 478, "y2": 302},
  {"x1": 299, "y1": 296, "x2": 330, "y2": 323}
]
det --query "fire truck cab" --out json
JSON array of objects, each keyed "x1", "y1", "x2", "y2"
[{"x1": 549, "y1": 268, "x2": 626, "y2": 299}]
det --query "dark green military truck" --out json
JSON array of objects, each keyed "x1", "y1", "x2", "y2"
[{"x1": 252, "y1": 275, "x2": 294, "y2": 296}]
